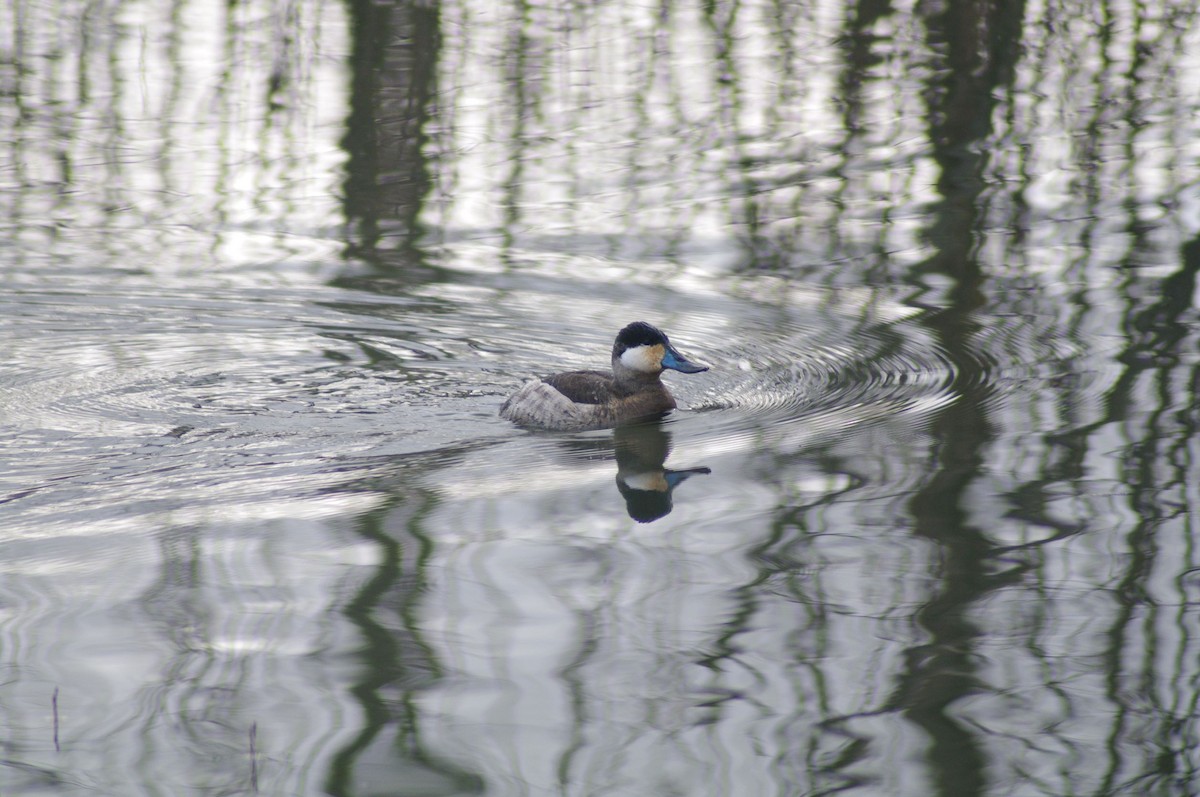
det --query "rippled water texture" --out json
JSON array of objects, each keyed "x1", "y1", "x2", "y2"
[{"x1": 4, "y1": 1, "x2": 1200, "y2": 795}]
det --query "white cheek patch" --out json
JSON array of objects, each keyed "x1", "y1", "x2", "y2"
[
  {"x1": 620, "y1": 472, "x2": 669, "y2": 492},
  {"x1": 620, "y1": 344, "x2": 661, "y2": 373}
]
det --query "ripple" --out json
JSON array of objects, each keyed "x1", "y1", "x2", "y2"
[
  {"x1": 615, "y1": 278, "x2": 1088, "y2": 455},
  {"x1": 0, "y1": 268, "x2": 1081, "y2": 532},
  {"x1": 678, "y1": 312, "x2": 959, "y2": 440}
]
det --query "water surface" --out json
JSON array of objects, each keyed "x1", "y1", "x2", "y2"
[{"x1": 3, "y1": 1, "x2": 1200, "y2": 795}]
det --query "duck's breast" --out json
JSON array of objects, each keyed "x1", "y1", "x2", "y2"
[{"x1": 613, "y1": 388, "x2": 677, "y2": 420}]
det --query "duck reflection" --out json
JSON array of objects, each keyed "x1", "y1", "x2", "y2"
[{"x1": 611, "y1": 421, "x2": 710, "y2": 523}]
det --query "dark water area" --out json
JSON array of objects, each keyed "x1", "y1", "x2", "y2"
[{"x1": 3, "y1": 1, "x2": 1200, "y2": 795}]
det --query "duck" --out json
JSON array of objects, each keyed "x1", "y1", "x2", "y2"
[{"x1": 500, "y1": 321, "x2": 709, "y2": 431}]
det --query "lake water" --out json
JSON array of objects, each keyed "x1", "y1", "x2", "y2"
[{"x1": 3, "y1": 1, "x2": 1200, "y2": 795}]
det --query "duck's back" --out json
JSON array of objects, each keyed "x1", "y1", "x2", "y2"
[
  {"x1": 499, "y1": 371, "x2": 616, "y2": 430},
  {"x1": 500, "y1": 369, "x2": 677, "y2": 431},
  {"x1": 542, "y1": 370, "x2": 622, "y2": 404}
]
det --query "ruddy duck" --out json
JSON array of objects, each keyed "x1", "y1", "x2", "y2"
[{"x1": 500, "y1": 321, "x2": 708, "y2": 431}]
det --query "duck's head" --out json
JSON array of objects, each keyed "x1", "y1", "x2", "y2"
[{"x1": 612, "y1": 321, "x2": 708, "y2": 376}]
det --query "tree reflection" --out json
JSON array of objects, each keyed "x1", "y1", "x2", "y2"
[{"x1": 341, "y1": 0, "x2": 439, "y2": 266}]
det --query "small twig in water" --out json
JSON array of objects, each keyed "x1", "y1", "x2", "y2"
[
  {"x1": 249, "y1": 721, "x2": 258, "y2": 793},
  {"x1": 52, "y1": 687, "x2": 60, "y2": 752}
]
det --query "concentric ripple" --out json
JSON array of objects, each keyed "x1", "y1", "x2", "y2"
[
  {"x1": 1, "y1": 265, "x2": 1083, "y2": 532},
  {"x1": 635, "y1": 288, "x2": 970, "y2": 445}
]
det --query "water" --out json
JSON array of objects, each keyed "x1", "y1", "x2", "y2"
[{"x1": 3, "y1": 1, "x2": 1200, "y2": 795}]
